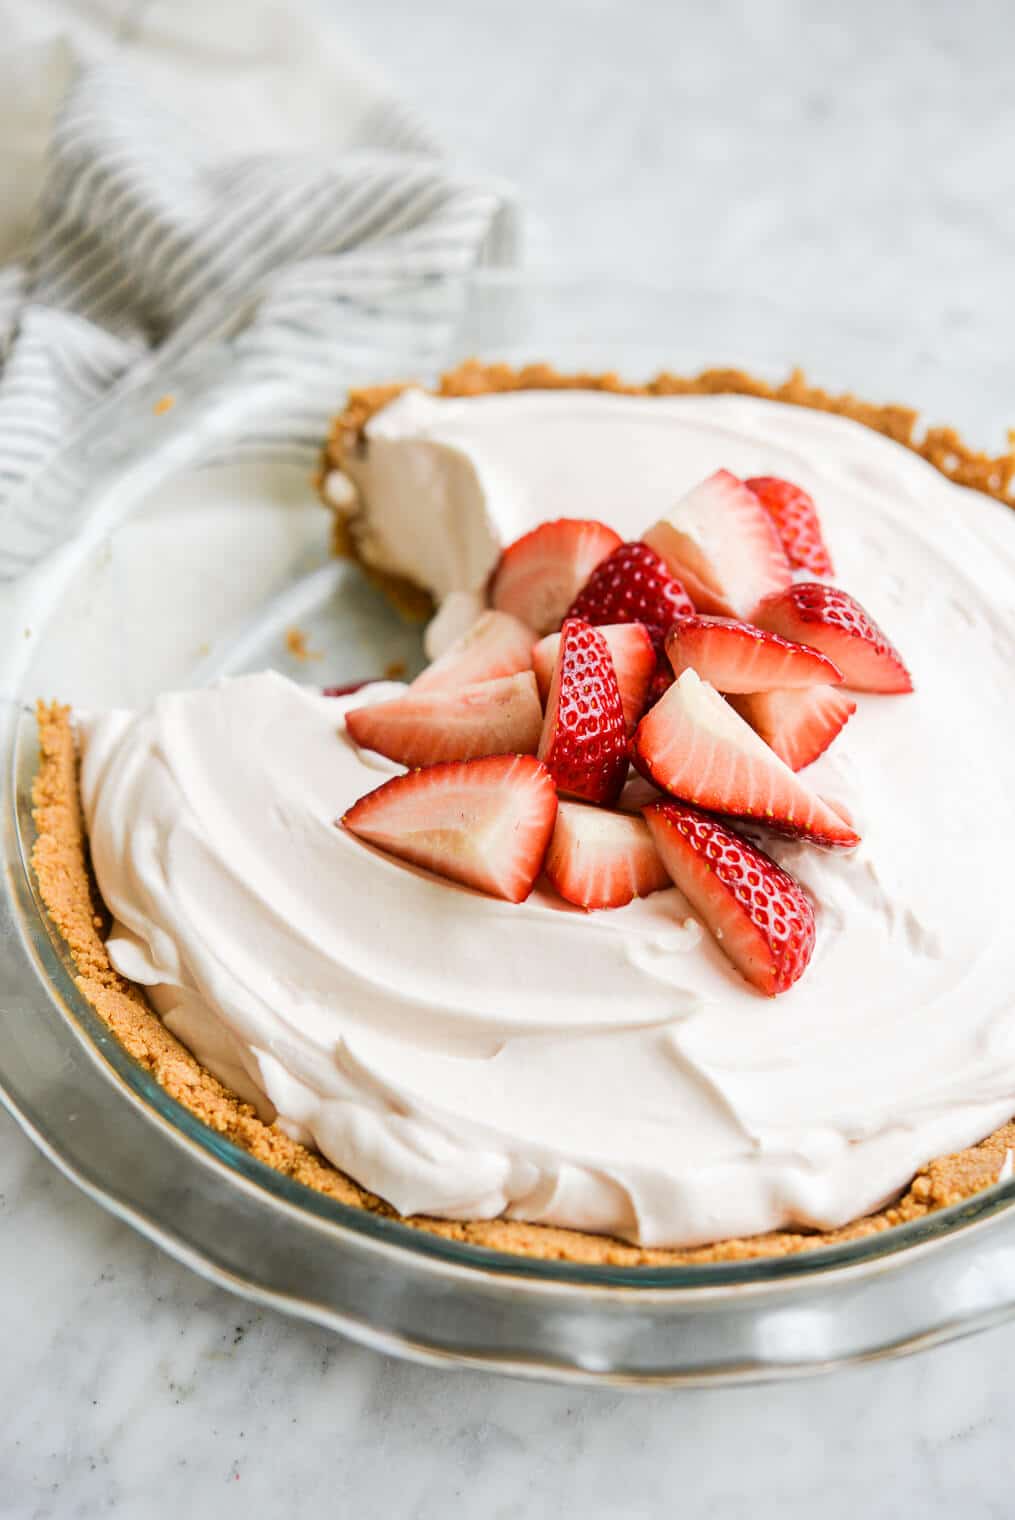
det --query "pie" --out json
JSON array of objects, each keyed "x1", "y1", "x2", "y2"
[{"x1": 31, "y1": 361, "x2": 1015, "y2": 1266}]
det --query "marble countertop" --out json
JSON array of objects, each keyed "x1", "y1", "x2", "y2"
[{"x1": 5, "y1": 0, "x2": 1015, "y2": 1513}]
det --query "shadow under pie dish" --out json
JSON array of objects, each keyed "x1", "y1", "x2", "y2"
[{"x1": 30, "y1": 361, "x2": 1015, "y2": 1268}]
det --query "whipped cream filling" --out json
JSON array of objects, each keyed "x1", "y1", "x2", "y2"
[{"x1": 79, "y1": 390, "x2": 1015, "y2": 1248}]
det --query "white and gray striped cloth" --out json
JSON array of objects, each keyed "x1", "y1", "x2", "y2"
[{"x1": 0, "y1": 48, "x2": 518, "y2": 579}]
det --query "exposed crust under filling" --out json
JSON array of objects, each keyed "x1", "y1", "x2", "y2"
[{"x1": 32, "y1": 700, "x2": 1015, "y2": 1266}]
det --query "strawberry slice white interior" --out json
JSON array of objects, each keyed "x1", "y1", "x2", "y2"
[
  {"x1": 728, "y1": 686, "x2": 857, "y2": 771},
  {"x1": 77, "y1": 387, "x2": 1015, "y2": 1252},
  {"x1": 346, "y1": 670, "x2": 543, "y2": 768},
  {"x1": 642, "y1": 469, "x2": 791, "y2": 618},
  {"x1": 544, "y1": 800, "x2": 671, "y2": 910},
  {"x1": 634, "y1": 669, "x2": 859, "y2": 847},
  {"x1": 343, "y1": 752, "x2": 557, "y2": 903},
  {"x1": 665, "y1": 616, "x2": 843, "y2": 693},
  {"x1": 410, "y1": 608, "x2": 535, "y2": 692}
]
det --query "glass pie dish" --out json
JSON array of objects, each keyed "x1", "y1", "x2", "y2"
[{"x1": 3, "y1": 271, "x2": 1015, "y2": 1386}]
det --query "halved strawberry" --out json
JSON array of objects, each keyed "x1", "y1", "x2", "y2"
[
  {"x1": 754, "y1": 583, "x2": 913, "y2": 693},
  {"x1": 491, "y1": 519, "x2": 622, "y2": 636},
  {"x1": 665, "y1": 615, "x2": 843, "y2": 693},
  {"x1": 566, "y1": 540, "x2": 694, "y2": 651},
  {"x1": 642, "y1": 469, "x2": 791, "y2": 619},
  {"x1": 538, "y1": 618, "x2": 628, "y2": 806},
  {"x1": 643, "y1": 800, "x2": 816, "y2": 995},
  {"x1": 544, "y1": 800, "x2": 671, "y2": 910},
  {"x1": 729, "y1": 686, "x2": 856, "y2": 771},
  {"x1": 533, "y1": 621, "x2": 655, "y2": 734},
  {"x1": 341, "y1": 753, "x2": 557, "y2": 903},
  {"x1": 345, "y1": 672, "x2": 543, "y2": 768},
  {"x1": 632, "y1": 668, "x2": 859, "y2": 847},
  {"x1": 744, "y1": 476, "x2": 834, "y2": 576},
  {"x1": 323, "y1": 680, "x2": 373, "y2": 697},
  {"x1": 411, "y1": 609, "x2": 535, "y2": 693}
]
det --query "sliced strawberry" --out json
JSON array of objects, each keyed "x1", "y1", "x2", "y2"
[
  {"x1": 533, "y1": 621, "x2": 655, "y2": 734},
  {"x1": 566, "y1": 539, "x2": 695, "y2": 652},
  {"x1": 411, "y1": 609, "x2": 535, "y2": 693},
  {"x1": 632, "y1": 668, "x2": 859, "y2": 847},
  {"x1": 665, "y1": 615, "x2": 843, "y2": 693},
  {"x1": 538, "y1": 618, "x2": 628, "y2": 806},
  {"x1": 729, "y1": 686, "x2": 856, "y2": 771},
  {"x1": 643, "y1": 800, "x2": 815, "y2": 995},
  {"x1": 544, "y1": 800, "x2": 671, "y2": 910},
  {"x1": 594, "y1": 623, "x2": 657, "y2": 734},
  {"x1": 345, "y1": 672, "x2": 543, "y2": 768},
  {"x1": 642, "y1": 469, "x2": 791, "y2": 619},
  {"x1": 744, "y1": 476, "x2": 834, "y2": 576},
  {"x1": 491, "y1": 519, "x2": 622, "y2": 636},
  {"x1": 341, "y1": 753, "x2": 557, "y2": 903},
  {"x1": 754, "y1": 583, "x2": 913, "y2": 694}
]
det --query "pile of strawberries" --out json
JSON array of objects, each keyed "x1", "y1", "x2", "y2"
[{"x1": 340, "y1": 470, "x2": 912, "y2": 996}]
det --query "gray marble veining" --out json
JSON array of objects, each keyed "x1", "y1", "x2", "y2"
[{"x1": 4, "y1": 1110, "x2": 1015, "y2": 1516}]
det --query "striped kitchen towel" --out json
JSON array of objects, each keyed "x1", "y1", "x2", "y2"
[{"x1": 0, "y1": 0, "x2": 519, "y2": 579}]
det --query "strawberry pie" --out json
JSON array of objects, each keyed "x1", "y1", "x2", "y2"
[{"x1": 32, "y1": 362, "x2": 1015, "y2": 1265}]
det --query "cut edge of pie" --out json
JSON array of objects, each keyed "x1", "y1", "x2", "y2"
[
  {"x1": 319, "y1": 358, "x2": 1015, "y2": 620},
  {"x1": 28, "y1": 360, "x2": 1015, "y2": 1268}
]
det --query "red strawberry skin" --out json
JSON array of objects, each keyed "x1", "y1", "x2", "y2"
[
  {"x1": 745, "y1": 476, "x2": 834, "y2": 576},
  {"x1": 567, "y1": 540, "x2": 694, "y2": 651},
  {"x1": 345, "y1": 671, "x2": 543, "y2": 768},
  {"x1": 544, "y1": 801, "x2": 671, "y2": 910},
  {"x1": 323, "y1": 680, "x2": 372, "y2": 698},
  {"x1": 665, "y1": 615, "x2": 843, "y2": 693},
  {"x1": 755, "y1": 583, "x2": 913, "y2": 694},
  {"x1": 342, "y1": 753, "x2": 557, "y2": 903},
  {"x1": 533, "y1": 621, "x2": 656, "y2": 735},
  {"x1": 538, "y1": 618, "x2": 628, "y2": 806},
  {"x1": 729, "y1": 686, "x2": 856, "y2": 771},
  {"x1": 491, "y1": 519, "x2": 622, "y2": 635},
  {"x1": 643, "y1": 800, "x2": 816, "y2": 995}
]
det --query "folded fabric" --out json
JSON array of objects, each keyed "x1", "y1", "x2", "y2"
[{"x1": 0, "y1": 0, "x2": 520, "y2": 578}]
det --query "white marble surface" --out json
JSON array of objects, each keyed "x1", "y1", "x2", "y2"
[{"x1": 5, "y1": 0, "x2": 1015, "y2": 1513}]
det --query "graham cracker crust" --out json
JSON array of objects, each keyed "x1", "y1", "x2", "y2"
[
  {"x1": 31, "y1": 701, "x2": 1015, "y2": 1267},
  {"x1": 321, "y1": 360, "x2": 1015, "y2": 621}
]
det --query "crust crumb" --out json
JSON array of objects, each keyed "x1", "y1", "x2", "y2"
[
  {"x1": 29, "y1": 701, "x2": 1015, "y2": 1266},
  {"x1": 284, "y1": 627, "x2": 321, "y2": 662}
]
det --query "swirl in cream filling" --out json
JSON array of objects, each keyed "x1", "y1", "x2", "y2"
[{"x1": 79, "y1": 390, "x2": 1015, "y2": 1247}]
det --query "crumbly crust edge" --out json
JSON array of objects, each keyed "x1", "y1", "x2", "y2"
[
  {"x1": 31, "y1": 700, "x2": 1015, "y2": 1267},
  {"x1": 323, "y1": 355, "x2": 1015, "y2": 507}
]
